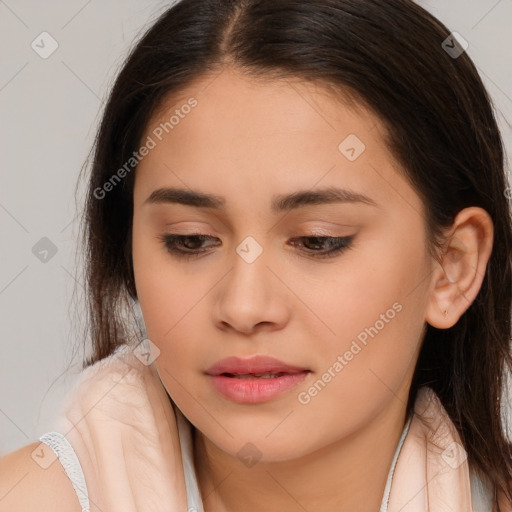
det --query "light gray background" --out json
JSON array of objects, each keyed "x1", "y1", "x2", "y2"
[{"x1": 1, "y1": 0, "x2": 511, "y2": 454}]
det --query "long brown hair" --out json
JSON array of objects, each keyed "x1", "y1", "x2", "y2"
[{"x1": 77, "y1": 0, "x2": 512, "y2": 504}]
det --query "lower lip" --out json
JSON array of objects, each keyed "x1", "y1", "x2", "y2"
[{"x1": 207, "y1": 372, "x2": 309, "y2": 404}]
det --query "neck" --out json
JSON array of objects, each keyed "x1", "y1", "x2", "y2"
[{"x1": 193, "y1": 397, "x2": 409, "y2": 512}]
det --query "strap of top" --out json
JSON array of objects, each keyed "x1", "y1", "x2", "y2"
[
  {"x1": 39, "y1": 432, "x2": 90, "y2": 512},
  {"x1": 379, "y1": 414, "x2": 413, "y2": 512},
  {"x1": 176, "y1": 407, "x2": 205, "y2": 511}
]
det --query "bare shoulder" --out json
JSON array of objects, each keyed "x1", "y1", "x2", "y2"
[
  {"x1": 0, "y1": 441, "x2": 82, "y2": 512},
  {"x1": 497, "y1": 483, "x2": 512, "y2": 512}
]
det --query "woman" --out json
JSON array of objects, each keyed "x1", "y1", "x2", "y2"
[{"x1": 1, "y1": 0, "x2": 511, "y2": 510}]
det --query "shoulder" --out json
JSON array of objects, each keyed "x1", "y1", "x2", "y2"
[
  {"x1": 0, "y1": 441, "x2": 82, "y2": 512},
  {"x1": 497, "y1": 481, "x2": 512, "y2": 512}
]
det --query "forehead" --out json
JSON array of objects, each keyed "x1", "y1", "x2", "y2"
[
  {"x1": 133, "y1": 68, "x2": 423, "y2": 218},
  {"x1": 145, "y1": 68, "x2": 375, "y2": 154}
]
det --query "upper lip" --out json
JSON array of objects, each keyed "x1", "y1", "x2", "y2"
[{"x1": 205, "y1": 356, "x2": 309, "y2": 376}]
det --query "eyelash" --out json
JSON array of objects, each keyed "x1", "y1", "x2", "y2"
[{"x1": 158, "y1": 233, "x2": 355, "y2": 260}]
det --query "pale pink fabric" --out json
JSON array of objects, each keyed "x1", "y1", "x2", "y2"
[
  {"x1": 53, "y1": 344, "x2": 507, "y2": 512},
  {"x1": 388, "y1": 388, "x2": 472, "y2": 511},
  {"x1": 56, "y1": 345, "x2": 188, "y2": 512}
]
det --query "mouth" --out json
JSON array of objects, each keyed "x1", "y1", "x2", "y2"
[
  {"x1": 218, "y1": 371, "x2": 297, "y2": 379},
  {"x1": 205, "y1": 356, "x2": 310, "y2": 403},
  {"x1": 206, "y1": 355, "x2": 309, "y2": 376}
]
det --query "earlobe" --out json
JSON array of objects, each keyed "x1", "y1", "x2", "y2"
[{"x1": 425, "y1": 207, "x2": 494, "y2": 329}]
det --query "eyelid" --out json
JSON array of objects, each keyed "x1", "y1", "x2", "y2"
[
  {"x1": 296, "y1": 220, "x2": 357, "y2": 232},
  {"x1": 296, "y1": 227, "x2": 347, "y2": 237}
]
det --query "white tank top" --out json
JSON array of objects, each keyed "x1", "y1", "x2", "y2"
[
  {"x1": 39, "y1": 406, "x2": 206, "y2": 512},
  {"x1": 39, "y1": 410, "x2": 493, "y2": 511}
]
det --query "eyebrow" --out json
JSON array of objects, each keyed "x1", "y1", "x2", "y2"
[{"x1": 144, "y1": 186, "x2": 378, "y2": 213}]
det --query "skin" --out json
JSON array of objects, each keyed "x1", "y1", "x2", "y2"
[{"x1": 131, "y1": 66, "x2": 494, "y2": 512}]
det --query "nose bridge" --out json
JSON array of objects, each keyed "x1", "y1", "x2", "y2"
[
  {"x1": 214, "y1": 235, "x2": 288, "y2": 332},
  {"x1": 225, "y1": 235, "x2": 271, "y2": 306}
]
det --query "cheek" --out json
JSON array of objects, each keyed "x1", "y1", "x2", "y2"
[
  {"x1": 317, "y1": 222, "x2": 427, "y2": 332},
  {"x1": 132, "y1": 225, "x2": 185, "y2": 341},
  {"x1": 310, "y1": 225, "x2": 430, "y2": 390},
  {"x1": 132, "y1": 225, "x2": 214, "y2": 383}
]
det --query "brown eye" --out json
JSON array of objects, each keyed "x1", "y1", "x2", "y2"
[
  {"x1": 160, "y1": 234, "x2": 220, "y2": 258},
  {"x1": 288, "y1": 236, "x2": 354, "y2": 258}
]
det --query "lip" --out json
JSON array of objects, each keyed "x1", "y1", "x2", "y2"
[
  {"x1": 205, "y1": 356, "x2": 310, "y2": 404},
  {"x1": 206, "y1": 355, "x2": 308, "y2": 376}
]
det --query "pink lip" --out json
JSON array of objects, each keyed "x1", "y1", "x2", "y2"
[
  {"x1": 205, "y1": 356, "x2": 310, "y2": 404},
  {"x1": 206, "y1": 355, "x2": 308, "y2": 375}
]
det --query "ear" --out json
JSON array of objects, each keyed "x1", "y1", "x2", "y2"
[{"x1": 425, "y1": 207, "x2": 494, "y2": 329}]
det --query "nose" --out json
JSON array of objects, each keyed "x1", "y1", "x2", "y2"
[{"x1": 212, "y1": 247, "x2": 290, "y2": 335}]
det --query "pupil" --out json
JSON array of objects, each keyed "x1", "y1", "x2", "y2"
[
  {"x1": 306, "y1": 237, "x2": 323, "y2": 250},
  {"x1": 185, "y1": 236, "x2": 201, "y2": 249}
]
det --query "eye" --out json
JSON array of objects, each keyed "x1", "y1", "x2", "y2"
[
  {"x1": 288, "y1": 236, "x2": 355, "y2": 259},
  {"x1": 158, "y1": 234, "x2": 355, "y2": 260},
  {"x1": 159, "y1": 234, "x2": 219, "y2": 258}
]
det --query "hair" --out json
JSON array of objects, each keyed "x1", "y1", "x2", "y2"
[{"x1": 77, "y1": 0, "x2": 512, "y2": 505}]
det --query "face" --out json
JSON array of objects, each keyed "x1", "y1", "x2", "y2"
[{"x1": 132, "y1": 68, "x2": 434, "y2": 462}]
